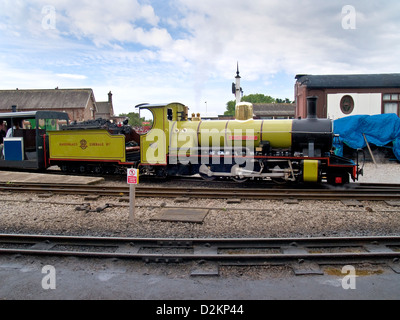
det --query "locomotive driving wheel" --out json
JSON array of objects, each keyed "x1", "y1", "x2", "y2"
[
  {"x1": 271, "y1": 178, "x2": 287, "y2": 185},
  {"x1": 199, "y1": 173, "x2": 216, "y2": 181},
  {"x1": 230, "y1": 164, "x2": 249, "y2": 183},
  {"x1": 232, "y1": 176, "x2": 249, "y2": 183}
]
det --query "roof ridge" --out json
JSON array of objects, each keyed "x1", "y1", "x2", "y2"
[{"x1": 0, "y1": 88, "x2": 93, "y2": 92}]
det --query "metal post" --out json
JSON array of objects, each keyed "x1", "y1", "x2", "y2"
[
  {"x1": 128, "y1": 168, "x2": 139, "y2": 222},
  {"x1": 363, "y1": 133, "x2": 378, "y2": 168},
  {"x1": 129, "y1": 184, "x2": 136, "y2": 222}
]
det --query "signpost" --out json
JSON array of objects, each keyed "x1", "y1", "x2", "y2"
[{"x1": 127, "y1": 168, "x2": 139, "y2": 222}]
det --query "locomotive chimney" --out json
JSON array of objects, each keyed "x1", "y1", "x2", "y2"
[{"x1": 307, "y1": 96, "x2": 318, "y2": 119}]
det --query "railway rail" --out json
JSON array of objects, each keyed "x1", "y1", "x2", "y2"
[
  {"x1": 0, "y1": 182, "x2": 400, "y2": 201},
  {"x1": 0, "y1": 234, "x2": 400, "y2": 271}
]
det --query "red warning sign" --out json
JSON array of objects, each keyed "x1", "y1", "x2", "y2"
[{"x1": 127, "y1": 169, "x2": 139, "y2": 185}]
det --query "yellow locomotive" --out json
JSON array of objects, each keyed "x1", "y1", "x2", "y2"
[
  {"x1": 0, "y1": 97, "x2": 361, "y2": 185},
  {"x1": 135, "y1": 97, "x2": 360, "y2": 184}
]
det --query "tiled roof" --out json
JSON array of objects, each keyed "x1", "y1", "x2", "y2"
[
  {"x1": 253, "y1": 103, "x2": 296, "y2": 116},
  {"x1": 295, "y1": 74, "x2": 400, "y2": 89},
  {"x1": 0, "y1": 89, "x2": 95, "y2": 111}
]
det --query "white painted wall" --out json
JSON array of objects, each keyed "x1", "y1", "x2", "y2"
[{"x1": 327, "y1": 93, "x2": 382, "y2": 119}]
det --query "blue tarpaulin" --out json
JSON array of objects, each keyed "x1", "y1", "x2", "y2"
[{"x1": 333, "y1": 114, "x2": 400, "y2": 161}]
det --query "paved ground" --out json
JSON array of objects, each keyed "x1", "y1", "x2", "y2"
[
  {"x1": 0, "y1": 254, "x2": 399, "y2": 302},
  {"x1": 1, "y1": 165, "x2": 399, "y2": 303},
  {"x1": 0, "y1": 170, "x2": 104, "y2": 185}
]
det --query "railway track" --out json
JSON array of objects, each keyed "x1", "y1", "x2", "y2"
[
  {"x1": 0, "y1": 182, "x2": 400, "y2": 201},
  {"x1": 0, "y1": 234, "x2": 400, "y2": 272}
]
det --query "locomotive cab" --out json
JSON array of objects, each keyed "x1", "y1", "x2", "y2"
[{"x1": 137, "y1": 103, "x2": 189, "y2": 167}]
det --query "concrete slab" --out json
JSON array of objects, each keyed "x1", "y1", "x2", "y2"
[
  {"x1": 174, "y1": 197, "x2": 190, "y2": 203},
  {"x1": 385, "y1": 200, "x2": 400, "y2": 207},
  {"x1": 0, "y1": 171, "x2": 104, "y2": 185},
  {"x1": 151, "y1": 208, "x2": 210, "y2": 224},
  {"x1": 291, "y1": 261, "x2": 324, "y2": 276},
  {"x1": 226, "y1": 199, "x2": 241, "y2": 204},
  {"x1": 341, "y1": 199, "x2": 363, "y2": 207},
  {"x1": 191, "y1": 262, "x2": 219, "y2": 277},
  {"x1": 284, "y1": 198, "x2": 299, "y2": 204}
]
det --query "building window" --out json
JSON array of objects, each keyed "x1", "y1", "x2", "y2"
[
  {"x1": 340, "y1": 95, "x2": 354, "y2": 115},
  {"x1": 383, "y1": 93, "x2": 400, "y2": 115}
]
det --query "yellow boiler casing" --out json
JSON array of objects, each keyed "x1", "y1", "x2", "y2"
[
  {"x1": 48, "y1": 129, "x2": 126, "y2": 162},
  {"x1": 170, "y1": 119, "x2": 293, "y2": 149},
  {"x1": 261, "y1": 120, "x2": 292, "y2": 149}
]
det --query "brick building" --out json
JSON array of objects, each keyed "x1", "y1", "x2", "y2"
[
  {"x1": 295, "y1": 73, "x2": 400, "y2": 119},
  {"x1": 0, "y1": 88, "x2": 114, "y2": 122}
]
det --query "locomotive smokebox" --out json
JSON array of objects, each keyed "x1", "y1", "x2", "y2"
[
  {"x1": 307, "y1": 96, "x2": 318, "y2": 119},
  {"x1": 292, "y1": 95, "x2": 333, "y2": 157}
]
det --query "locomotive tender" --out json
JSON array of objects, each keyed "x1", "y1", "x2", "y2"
[{"x1": 0, "y1": 97, "x2": 361, "y2": 185}]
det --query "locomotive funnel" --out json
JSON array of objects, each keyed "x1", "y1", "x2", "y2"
[{"x1": 307, "y1": 96, "x2": 318, "y2": 119}]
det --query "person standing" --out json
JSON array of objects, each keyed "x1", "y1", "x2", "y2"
[
  {"x1": 6, "y1": 119, "x2": 21, "y2": 138},
  {"x1": 0, "y1": 122, "x2": 6, "y2": 142},
  {"x1": 0, "y1": 122, "x2": 6, "y2": 159}
]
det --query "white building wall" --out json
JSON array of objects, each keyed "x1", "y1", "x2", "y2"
[{"x1": 327, "y1": 93, "x2": 381, "y2": 119}]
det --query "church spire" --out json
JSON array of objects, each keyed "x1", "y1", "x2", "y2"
[
  {"x1": 236, "y1": 62, "x2": 241, "y2": 79},
  {"x1": 234, "y1": 62, "x2": 243, "y2": 105}
]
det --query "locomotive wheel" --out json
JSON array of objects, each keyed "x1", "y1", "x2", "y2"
[
  {"x1": 69, "y1": 166, "x2": 78, "y2": 173},
  {"x1": 79, "y1": 165, "x2": 87, "y2": 174},
  {"x1": 93, "y1": 166, "x2": 103, "y2": 174},
  {"x1": 232, "y1": 176, "x2": 249, "y2": 183},
  {"x1": 230, "y1": 164, "x2": 249, "y2": 183},
  {"x1": 271, "y1": 178, "x2": 287, "y2": 185},
  {"x1": 199, "y1": 173, "x2": 216, "y2": 181}
]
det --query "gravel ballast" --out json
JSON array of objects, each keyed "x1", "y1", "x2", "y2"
[{"x1": 0, "y1": 163, "x2": 399, "y2": 238}]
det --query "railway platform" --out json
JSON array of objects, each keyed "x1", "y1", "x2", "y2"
[{"x1": 0, "y1": 170, "x2": 104, "y2": 185}]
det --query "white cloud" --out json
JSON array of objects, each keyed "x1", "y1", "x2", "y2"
[
  {"x1": 49, "y1": 0, "x2": 170, "y2": 47},
  {"x1": 57, "y1": 73, "x2": 87, "y2": 80},
  {"x1": 1, "y1": 0, "x2": 400, "y2": 115},
  {"x1": 170, "y1": 1, "x2": 400, "y2": 73}
]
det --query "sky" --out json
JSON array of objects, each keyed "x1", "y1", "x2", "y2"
[{"x1": 1, "y1": 0, "x2": 400, "y2": 117}]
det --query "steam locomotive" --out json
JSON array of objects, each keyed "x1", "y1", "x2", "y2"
[
  {"x1": 0, "y1": 97, "x2": 361, "y2": 185},
  {"x1": 134, "y1": 97, "x2": 360, "y2": 184}
]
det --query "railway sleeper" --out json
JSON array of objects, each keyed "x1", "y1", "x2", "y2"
[{"x1": 75, "y1": 203, "x2": 112, "y2": 213}]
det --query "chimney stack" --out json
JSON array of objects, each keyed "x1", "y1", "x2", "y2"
[
  {"x1": 108, "y1": 91, "x2": 113, "y2": 103},
  {"x1": 12, "y1": 105, "x2": 17, "y2": 113},
  {"x1": 307, "y1": 96, "x2": 318, "y2": 119}
]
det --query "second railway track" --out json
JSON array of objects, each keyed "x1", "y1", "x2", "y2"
[
  {"x1": 1, "y1": 234, "x2": 400, "y2": 269},
  {"x1": 0, "y1": 182, "x2": 400, "y2": 201}
]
